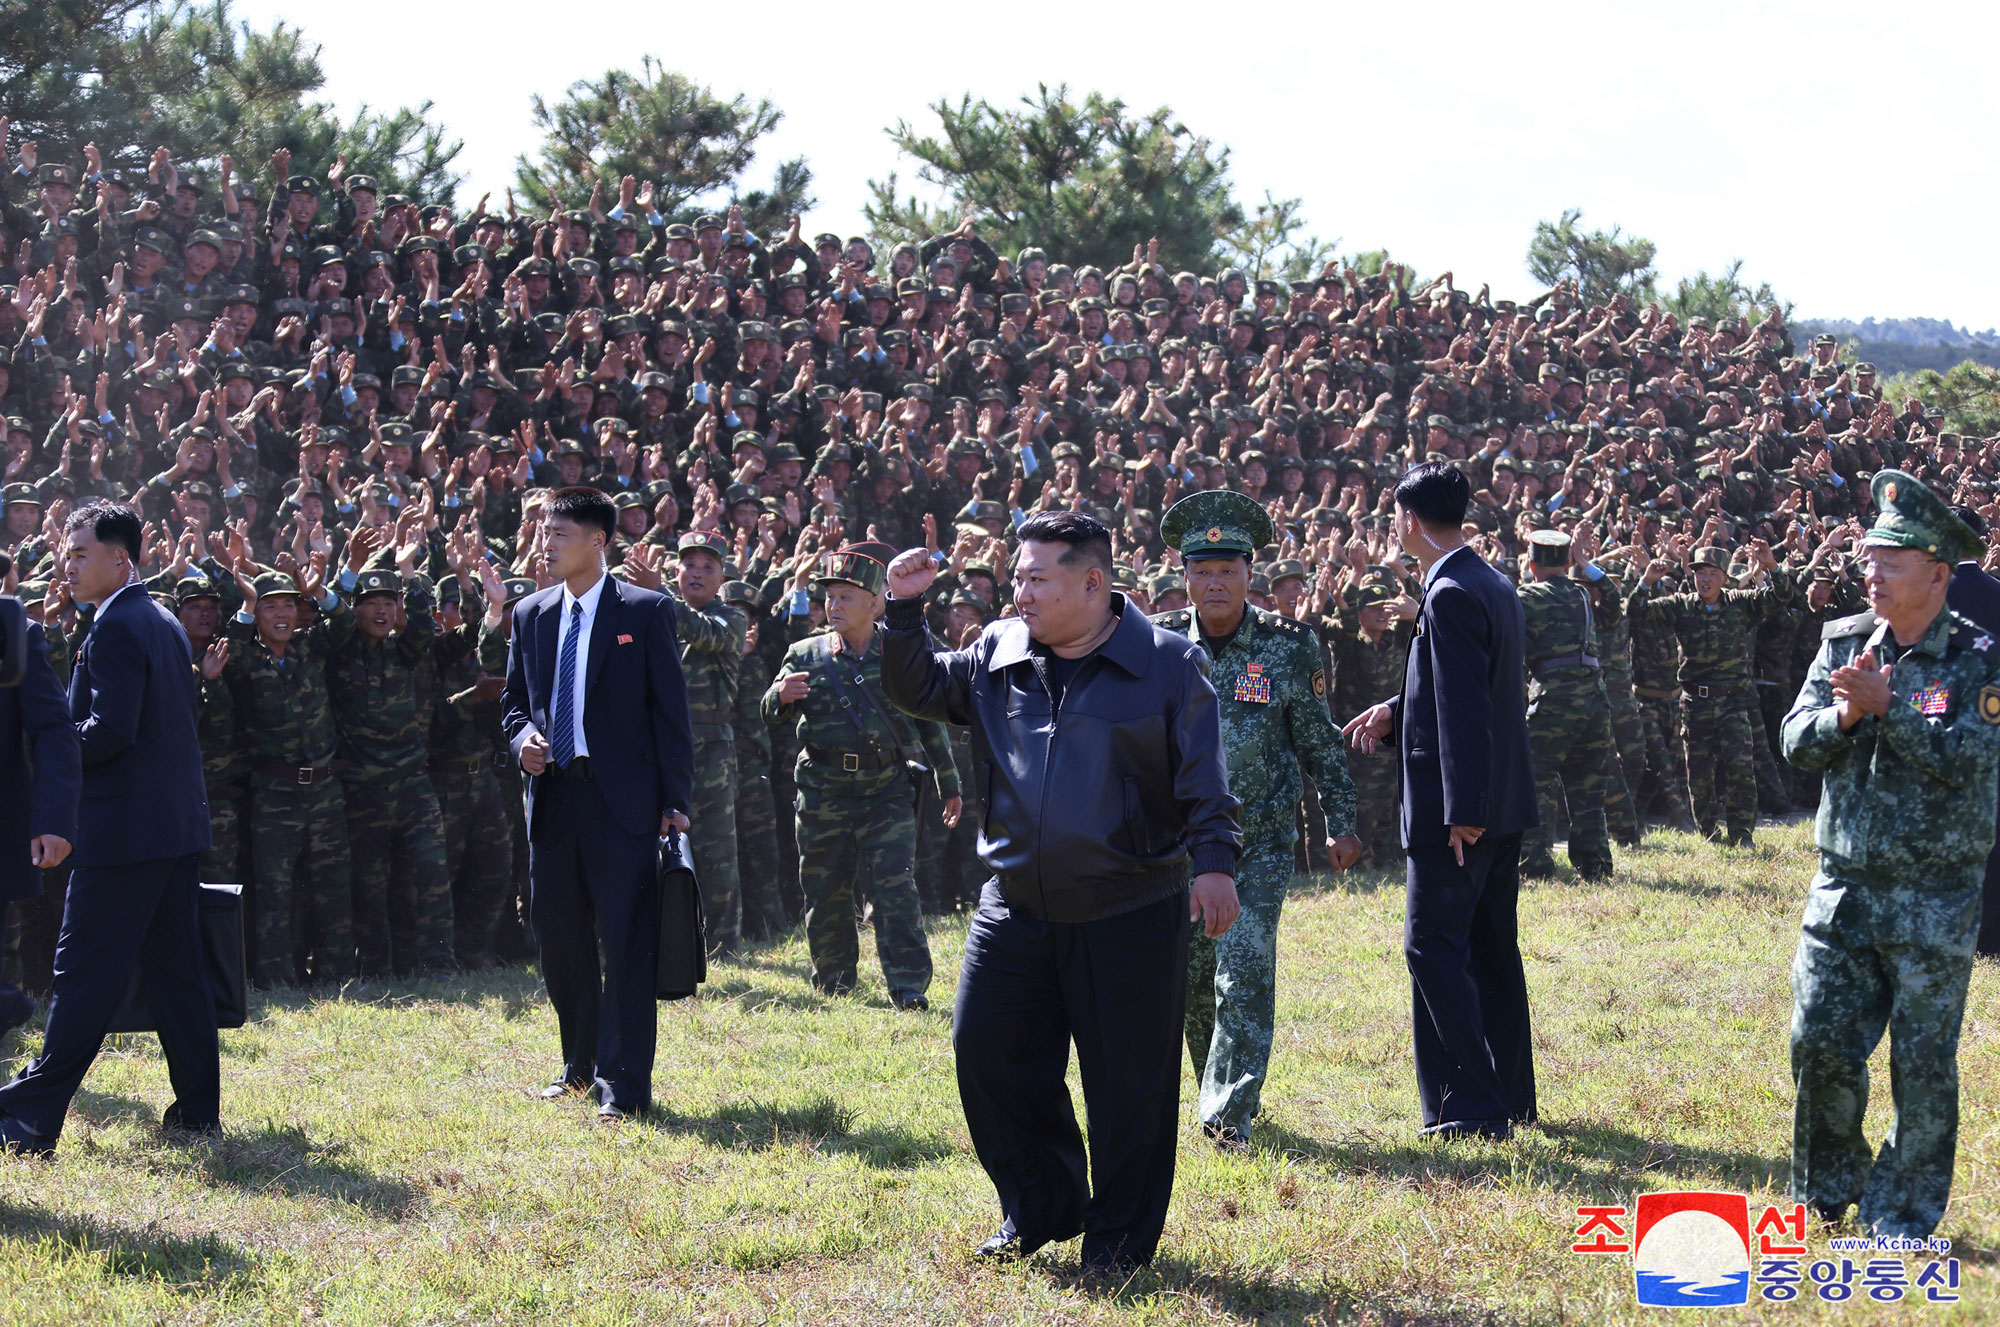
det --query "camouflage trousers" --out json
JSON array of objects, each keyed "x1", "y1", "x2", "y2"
[
  {"x1": 913, "y1": 782, "x2": 952, "y2": 915},
  {"x1": 1349, "y1": 747, "x2": 1400, "y2": 870},
  {"x1": 770, "y1": 726, "x2": 805, "y2": 923},
  {"x1": 1636, "y1": 689, "x2": 1696, "y2": 826},
  {"x1": 249, "y1": 771, "x2": 353, "y2": 986},
  {"x1": 1297, "y1": 778, "x2": 1328, "y2": 873},
  {"x1": 435, "y1": 758, "x2": 514, "y2": 968},
  {"x1": 344, "y1": 765, "x2": 454, "y2": 977},
  {"x1": 795, "y1": 768, "x2": 931, "y2": 996},
  {"x1": 497, "y1": 763, "x2": 534, "y2": 961},
  {"x1": 1682, "y1": 690, "x2": 1758, "y2": 842},
  {"x1": 203, "y1": 772, "x2": 250, "y2": 885},
  {"x1": 1753, "y1": 683, "x2": 1795, "y2": 812},
  {"x1": 690, "y1": 735, "x2": 742, "y2": 955},
  {"x1": 1791, "y1": 872, "x2": 1981, "y2": 1239},
  {"x1": 1522, "y1": 681, "x2": 1619, "y2": 879},
  {"x1": 1185, "y1": 839, "x2": 1296, "y2": 1136},
  {"x1": 733, "y1": 744, "x2": 788, "y2": 941},
  {"x1": 1603, "y1": 671, "x2": 1648, "y2": 845}
]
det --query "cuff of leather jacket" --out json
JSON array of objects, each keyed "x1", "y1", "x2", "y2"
[
  {"x1": 884, "y1": 596, "x2": 926, "y2": 630},
  {"x1": 1190, "y1": 844, "x2": 1239, "y2": 878}
]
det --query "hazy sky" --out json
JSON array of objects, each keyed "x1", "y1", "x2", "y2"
[{"x1": 233, "y1": 0, "x2": 1998, "y2": 330}]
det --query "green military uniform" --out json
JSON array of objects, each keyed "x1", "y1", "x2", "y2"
[
  {"x1": 1590, "y1": 571, "x2": 1648, "y2": 846},
  {"x1": 1518, "y1": 532, "x2": 1620, "y2": 880},
  {"x1": 327, "y1": 567, "x2": 461, "y2": 977},
  {"x1": 672, "y1": 531, "x2": 750, "y2": 956},
  {"x1": 1628, "y1": 548, "x2": 1791, "y2": 845},
  {"x1": 1780, "y1": 472, "x2": 2000, "y2": 1239},
  {"x1": 725, "y1": 582, "x2": 788, "y2": 941},
  {"x1": 177, "y1": 571, "x2": 249, "y2": 885},
  {"x1": 1628, "y1": 587, "x2": 1695, "y2": 829},
  {"x1": 224, "y1": 571, "x2": 355, "y2": 986},
  {"x1": 430, "y1": 574, "x2": 515, "y2": 968},
  {"x1": 1156, "y1": 490, "x2": 1359, "y2": 1142},
  {"x1": 1323, "y1": 571, "x2": 1412, "y2": 867},
  {"x1": 762, "y1": 547, "x2": 959, "y2": 1002}
]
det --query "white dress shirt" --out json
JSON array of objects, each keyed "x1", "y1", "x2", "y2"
[{"x1": 555, "y1": 573, "x2": 606, "y2": 759}]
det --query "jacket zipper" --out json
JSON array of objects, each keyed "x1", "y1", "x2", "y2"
[{"x1": 1029, "y1": 653, "x2": 1060, "y2": 918}]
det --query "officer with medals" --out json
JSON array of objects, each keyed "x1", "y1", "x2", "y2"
[
  {"x1": 1781, "y1": 469, "x2": 2000, "y2": 1239},
  {"x1": 1153, "y1": 490, "x2": 1362, "y2": 1148}
]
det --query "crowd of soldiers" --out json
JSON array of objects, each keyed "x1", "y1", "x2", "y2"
[{"x1": 0, "y1": 125, "x2": 1989, "y2": 996}]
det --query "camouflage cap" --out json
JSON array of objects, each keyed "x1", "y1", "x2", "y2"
[
  {"x1": 1266, "y1": 558, "x2": 1308, "y2": 586},
  {"x1": 1527, "y1": 528, "x2": 1572, "y2": 568},
  {"x1": 721, "y1": 580, "x2": 756, "y2": 608},
  {"x1": 815, "y1": 545, "x2": 888, "y2": 595},
  {"x1": 1690, "y1": 546, "x2": 1731, "y2": 571},
  {"x1": 2, "y1": 482, "x2": 40, "y2": 507},
  {"x1": 503, "y1": 577, "x2": 538, "y2": 605},
  {"x1": 175, "y1": 573, "x2": 221, "y2": 603},
  {"x1": 251, "y1": 571, "x2": 301, "y2": 599},
  {"x1": 1160, "y1": 489, "x2": 1273, "y2": 561},
  {"x1": 353, "y1": 568, "x2": 401, "y2": 598},
  {"x1": 676, "y1": 529, "x2": 730, "y2": 562},
  {"x1": 1866, "y1": 469, "x2": 1983, "y2": 563}
]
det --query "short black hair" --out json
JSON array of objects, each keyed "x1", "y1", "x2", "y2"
[
  {"x1": 547, "y1": 486, "x2": 615, "y2": 543},
  {"x1": 1394, "y1": 462, "x2": 1470, "y2": 528},
  {"x1": 1017, "y1": 510, "x2": 1113, "y2": 574},
  {"x1": 65, "y1": 499, "x2": 143, "y2": 561}
]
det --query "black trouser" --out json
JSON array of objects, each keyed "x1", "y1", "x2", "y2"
[
  {"x1": 1404, "y1": 832, "x2": 1536, "y2": 1129},
  {"x1": 0, "y1": 853, "x2": 217, "y2": 1139},
  {"x1": 953, "y1": 879, "x2": 1189, "y2": 1269},
  {"x1": 527, "y1": 773, "x2": 660, "y2": 1112}
]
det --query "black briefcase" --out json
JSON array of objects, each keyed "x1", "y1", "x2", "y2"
[
  {"x1": 106, "y1": 882, "x2": 249, "y2": 1035},
  {"x1": 655, "y1": 831, "x2": 707, "y2": 1000}
]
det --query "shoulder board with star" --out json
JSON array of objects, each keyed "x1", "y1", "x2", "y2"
[
  {"x1": 1821, "y1": 611, "x2": 1879, "y2": 641},
  {"x1": 1150, "y1": 608, "x2": 1192, "y2": 632},
  {"x1": 1947, "y1": 612, "x2": 1997, "y2": 655},
  {"x1": 1260, "y1": 609, "x2": 1316, "y2": 644}
]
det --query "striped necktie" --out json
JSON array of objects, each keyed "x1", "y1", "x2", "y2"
[{"x1": 549, "y1": 599, "x2": 582, "y2": 768}]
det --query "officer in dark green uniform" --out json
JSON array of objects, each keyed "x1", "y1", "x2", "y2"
[
  {"x1": 672, "y1": 529, "x2": 749, "y2": 956},
  {"x1": 1782, "y1": 470, "x2": 2000, "y2": 1239},
  {"x1": 762, "y1": 545, "x2": 959, "y2": 1007},
  {"x1": 723, "y1": 580, "x2": 788, "y2": 941},
  {"x1": 174, "y1": 571, "x2": 247, "y2": 885},
  {"x1": 1153, "y1": 490, "x2": 1361, "y2": 1147},
  {"x1": 1518, "y1": 530, "x2": 1621, "y2": 881}
]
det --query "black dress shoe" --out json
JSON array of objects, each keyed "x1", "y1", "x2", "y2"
[
  {"x1": 161, "y1": 1103, "x2": 222, "y2": 1139},
  {"x1": 539, "y1": 1079, "x2": 590, "y2": 1101},
  {"x1": 596, "y1": 1101, "x2": 631, "y2": 1124},
  {"x1": 1201, "y1": 1120, "x2": 1251, "y2": 1152},
  {"x1": 890, "y1": 989, "x2": 930, "y2": 1012},
  {"x1": 972, "y1": 1231, "x2": 1021, "y2": 1261},
  {"x1": 0, "y1": 1113, "x2": 53, "y2": 1157},
  {"x1": 1421, "y1": 1118, "x2": 1513, "y2": 1141}
]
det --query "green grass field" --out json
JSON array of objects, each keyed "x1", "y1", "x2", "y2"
[{"x1": 2, "y1": 820, "x2": 1997, "y2": 1324}]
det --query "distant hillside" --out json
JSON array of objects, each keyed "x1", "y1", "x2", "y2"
[{"x1": 1795, "y1": 317, "x2": 2000, "y2": 375}]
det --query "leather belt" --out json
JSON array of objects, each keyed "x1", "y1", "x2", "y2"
[
  {"x1": 805, "y1": 744, "x2": 896, "y2": 772},
  {"x1": 257, "y1": 758, "x2": 335, "y2": 785},
  {"x1": 1532, "y1": 653, "x2": 1600, "y2": 672},
  {"x1": 543, "y1": 755, "x2": 592, "y2": 780},
  {"x1": 432, "y1": 752, "x2": 491, "y2": 778},
  {"x1": 1683, "y1": 684, "x2": 1745, "y2": 701}
]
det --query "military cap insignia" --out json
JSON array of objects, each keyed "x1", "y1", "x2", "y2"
[
  {"x1": 1982, "y1": 686, "x2": 2000, "y2": 724},
  {"x1": 1884, "y1": 481, "x2": 1898, "y2": 502},
  {"x1": 1206, "y1": 527, "x2": 1223, "y2": 543}
]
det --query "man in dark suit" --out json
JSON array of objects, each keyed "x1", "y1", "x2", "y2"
[
  {"x1": 0, "y1": 502, "x2": 215, "y2": 1156},
  {"x1": 1345, "y1": 463, "x2": 1538, "y2": 1140},
  {"x1": 1945, "y1": 506, "x2": 2000, "y2": 958},
  {"x1": 502, "y1": 487, "x2": 695, "y2": 1122},
  {"x1": 0, "y1": 601, "x2": 80, "y2": 1041}
]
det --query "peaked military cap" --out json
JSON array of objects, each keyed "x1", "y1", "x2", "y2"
[
  {"x1": 354, "y1": 568, "x2": 401, "y2": 598},
  {"x1": 1866, "y1": 469, "x2": 1983, "y2": 563},
  {"x1": 677, "y1": 529, "x2": 731, "y2": 561},
  {"x1": 815, "y1": 544, "x2": 888, "y2": 595},
  {"x1": 251, "y1": 571, "x2": 302, "y2": 599},
  {"x1": 1527, "y1": 528, "x2": 1572, "y2": 568},
  {"x1": 1160, "y1": 489, "x2": 1273, "y2": 561}
]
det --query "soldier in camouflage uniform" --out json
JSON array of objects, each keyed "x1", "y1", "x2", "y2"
[
  {"x1": 1322, "y1": 567, "x2": 1412, "y2": 868},
  {"x1": 1587, "y1": 566, "x2": 1648, "y2": 847},
  {"x1": 1627, "y1": 584, "x2": 1696, "y2": 831},
  {"x1": 1628, "y1": 541, "x2": 1790, "y2": 847},
  {"x1": 328, "y1": 558, "x2": 462, "y2": 977},
  {"x1": 222, "y1": 561, "x2": 355, "y2": 986},
  {"x1": 1155, "y1": 491, "x2": 1361, "y2": 1147},
  {"x1": 430, "y1": 571, "x2": 516, "y2": 968},
  {"x1": 1518, "y1": 531, "x2": 1621, "y2": 880},
  {"x1": 672, "y1": 530, "x2": 749, "y2": 956},
  {"x1": 762, "y1": 544, "x2": 959, "y2": 1007},
  {"x1": 1781, "y1": 471, "x2": 2000, "y2": 1240},
  {"x1": 725, "y1": 580, "x2": 788, "y2": 941},
  {"x1": 174, "y1": 571, "x2": 248, "y2": 884}
]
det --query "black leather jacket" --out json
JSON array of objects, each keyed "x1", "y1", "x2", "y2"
[{"x1": 883, "y1": 593, "x2": 1241, "y2": 923}]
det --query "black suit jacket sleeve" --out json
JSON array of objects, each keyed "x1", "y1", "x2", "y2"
[
  {"x1": 74, "y1": 609, "x2": 147, "y2": 769},
  {"x1": 501, "y1": 599, "x2": 534, "y2": 753},
  {"x1": 1427, "y1": 581, "x2": 1496, "y2": 828},
  {"x1": 647, "y1": 593, "x2": 696, "y2": 817},
  {"x1": 22, "y1": 622, "x2": 79, "y2": 844}
]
